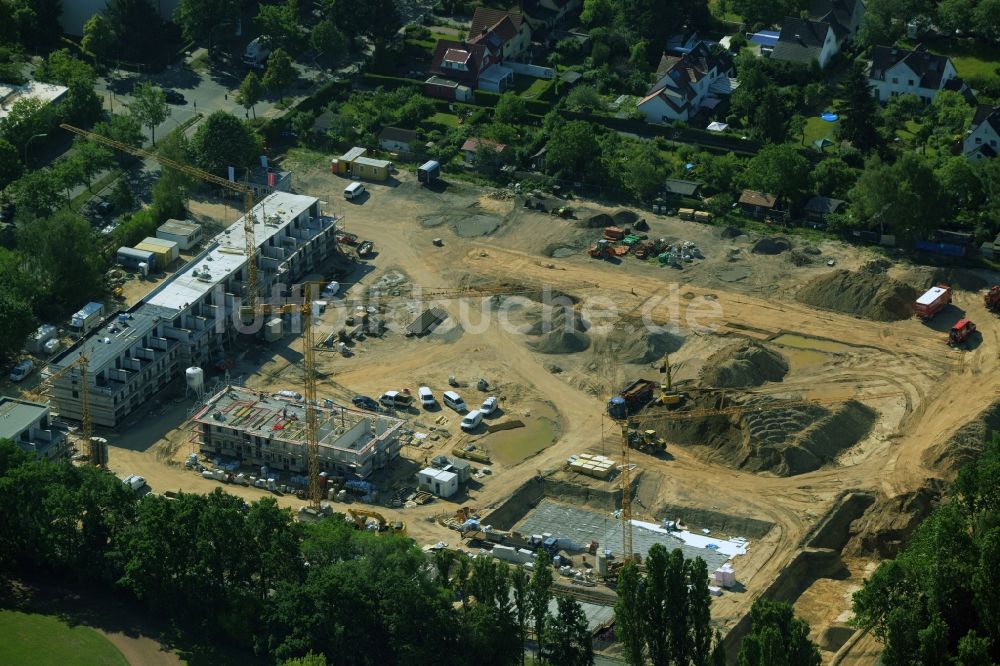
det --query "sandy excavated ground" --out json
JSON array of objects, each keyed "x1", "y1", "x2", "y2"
[{"x1": 91, "y1": 163, "x2": 1000, "y2": 663}]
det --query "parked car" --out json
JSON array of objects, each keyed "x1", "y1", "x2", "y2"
[
  {"x1": 123, "y1": 474, "x2": 147, "y2": 492},
  {"x1": 442, "y1": 390, "x2": 466, "y2": 412},
  {"x1": 9, "y1": 359, "x2": 35, "y2": 382},
  {"x1": 460, "y1": 410, "x2": 483, "y2": 431},
  {"x1": 418, "y1": 386, "x2": 436, "y2": 408},
  {"x1": 480, "y1": 396, "x2": 498, "y2": 416},
  {"x1": 352, "y1": 395, "x2": 378, "y2": 411},
  {"x1": 163, "y1": 89, "x2": 186, "y2": 104}
]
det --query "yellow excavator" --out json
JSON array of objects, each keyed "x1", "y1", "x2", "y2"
[
  {"x1": 658, "y1": 354, "x2": 685, "y2": 407},
  {"x1": 347, "y1": 508, "x2": 406, "y2": 535}
]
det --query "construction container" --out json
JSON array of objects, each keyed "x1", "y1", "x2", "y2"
[
  {"x1": 418, "y1": 160, "x2": 440, "y2": 184},
  {"x1": 156, "y1": 219, "x2": 202, "y2": 251},
  {"x1": 352, "y1": 156, "x2": 391, "y2": 181},
  {"x1": 117, "y1": 246, "x2": 156, "y2": 272},
  {"x1": 914, "y1": 285, "x2": 951, "y2": 320},
  {"x1": 135, "y1": 237, "x2": 178, "y2": 269},
  {"x1": 678, "y1": 208, "x2": 695, "y2": 220},
  {"x1": 264, "y1": 317, "x2": 283, "y2": 342},
  {"x1": 25, "y1": 324, "x2": 58, "y2": 354}
]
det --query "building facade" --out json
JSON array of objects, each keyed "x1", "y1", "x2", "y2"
[
  {"x1": 0, "y1": 397, "x2": 69, "y2": 459},
  {"x1": 964, "y1": 105, "x2": 1000, "y2": 160},
  {"x1": 50, "y1": 192, "x2": 342, "y2": 429},
  {"x1": 193, "y1": 386, "x2": 404, "y2": 479},
  {"x1": 869, "y1": 46, "x2": 960, "y2": 103}
]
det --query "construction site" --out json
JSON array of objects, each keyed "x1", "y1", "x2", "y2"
[{"x1": 16, "y1": 143, "x2": 1000, "y2": 664}]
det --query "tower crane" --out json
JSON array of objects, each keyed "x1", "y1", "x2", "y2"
[
  {"x1": 59, "y1": 124, "x2": 263, "y2": 309},
  {"x1": 26, "y1": 354, "x2": 98, "y2": 465}
]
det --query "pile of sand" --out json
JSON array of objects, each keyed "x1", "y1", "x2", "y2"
[
  {"x1": 751, "y1": 237, "x2": 791, "y2": 254},
  {"x1": 927, "y1": 267, "x2": 988, "y2": 292},
  {"x1": 529, "y1": 328, "x2": 592, "y2": 354},
  {"x1": 720, "y1": 226, "x2": 744, "y2": 239},
  {"x1": 581, "y1": 213, "x2": 613, "y2": 228},
  {"x1": 700, "y1": 341, "x2": 789, "y2": 388},
  {"x1": 844, "y1": 482, "x2": 943, "y2": 558},
  {"x1": 923, "y1": 399, "x2": 1000, "y2": 472},
  {"x1": 604, "y1": 327, "x2": 685, "y2": 364},
  {"x1": 522, "y1": 307, "x2": 588, "y2": 336},
  {"x1": 796, "y1": 269, "x2": 918, "y2": 321},
  {"x1": 613, "y1": 209, "x2": 639, "y2": 226}
]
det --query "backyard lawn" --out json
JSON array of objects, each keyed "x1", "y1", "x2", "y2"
[
  {"x1": 511, "y1": 75, "x2": 553, "y2": 100},
  {"x1": 802, "y1": 115, "x2": 839, "y2": 148},
  {"x1": 0, "y1": 610, "x2": 128, "y2": 666},
  {"x1": 429, "y1": 111, "x2": 460, "y2": 128},
  {"x1": 900, "y1": 38, "x2": 1000, "y2": 79}
]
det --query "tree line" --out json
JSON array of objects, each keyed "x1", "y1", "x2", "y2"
[
  {"x1": 852, "y1": 434, "x2": 1000, "y2": 664},
  {"x1": 0, "y1": 439, "x2": 594, "y2": 665}
]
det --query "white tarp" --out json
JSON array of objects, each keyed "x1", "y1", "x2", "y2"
[
  {"x1": 706, "y1": 121, "x2": 729, "y2": 132},
  {"x1": 631, "y1": 520, "x2": 749, "y2": 557}
]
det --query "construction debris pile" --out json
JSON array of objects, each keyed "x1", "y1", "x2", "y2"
[
  {"x1": 751, "y1": 237, "x2": 791, "y2": 255},
  {"x1": 700, "y1": 340, "x2": 789, "y2": 388},
  {"x1": 796, "y1": 262, "x2": 918, "y2": 321}
]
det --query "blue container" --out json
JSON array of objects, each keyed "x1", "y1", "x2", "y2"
[{"x1": 608, "y1": 396, "x2": 627, "y2": 419}]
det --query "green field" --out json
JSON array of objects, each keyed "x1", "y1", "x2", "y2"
[
  {"x1": 0, "y1": 610, "x2": 128, "y2": 666},
  {"x1": 802, "y1": 115, "x2": 838, "y2": 148},
  {"x1": 899, "y1": 38, "x2": 1000, "y2": 79}
]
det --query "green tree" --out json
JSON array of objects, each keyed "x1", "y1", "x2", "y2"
[
  {"x1": 622, "y1": 142, "x2": 666, "y2": 201},
  {"x1": 256, "y1": 0, "x2": 302, "y2": 54},
  {"x1": 838, "y1": 62, "x2": 880, "y2": 154},
  {"x1": 282, "y1": 652, "x2": 327, "y2": 666},
  {"x1": 60, "y1": 79, "x2": 105, "y2": 128},
  {"x1": 129, "y1": 82, "x2": 169, "y2": 146},
  {"x1": 0, "y1": 97, "x2": 54, "y2": 151},
  {"x1": 81, "y1": 14, "x2": 115, "y2": 63},
  {"x1": 936, "y1": 0, "x2": 974, "y2": 33},
  {"x1": 974, "y1": 0, "x2": 1000, "y2": 39},
  {"x1": 743, "y1": 144, "x2": 810, "y2": 206},
  {"x1": 543, "y1": 596, "x2": 594, "y2": 666},
  {"x1": 581, "y1": 0, "x2": 614, "y2": 26},
  {"x1": 263, "y1": 48, "x2": 296, "y2": 91},
  {"x1": 310, "y1": 20, "x2": 348, "y2": 61},
  {"x1": 546, "y1": 120, "x2": 602, "y2": 181},
  {"x1": 192, "y1": 111, "x2": 261, "y2": 174},
  {"x1": 0, "y1": 138, "x2": 23, "y2": 189},
  {"x1": 812, "y1": 157, "x2": 857, "y2": 198},
  {"x1": 689, "y1": 557, "x2": 713, "y2": 665},
  {"x1": 10, "y1": 168, "x2": 62, "y2": 218},
  {"x1": 73, "y1": 139, "x2": 115, "y2": 190},
  {"x1": 109, "y1": 177, "x2": 136, "y2": 213},
  {"x1": 0, "y1": 292, "x2": 37, "y2": 361},
  {"x1": 565, "y1": 85, "x2": 602, "y2": 112},
  {"x1": 749, "y1": 87, "x2": 788, "y2": 143},
  {"x1": 511, "y1": 565, "x2": 530, "y2": 663},
  {"x1": 104, "y1": 0, "x2": 164, "y2": 62},
  {"x1": 18, "y1": 210, "x2": 105, "y2": 313},
  {"x1": 530, "y1": 549, "x2": 554, "y2": 660},
  {"x1": 239, "y1": 71, "x2": 262, "y2": 120},
  {"x1": 495, "y1": 93, "x2": 528, "y2": 125},
  {"x1": 174, "y1": 0, "x2": 238, "y2": 53},
  {"x1": 615, "y1": 561, "x2": 645, "y2": 665},
  {"x1": 93, "y1": 113, "x2": 145, "y2": 152},
  {"x1": 36, "y1": 49, "x2": 98, "y2": 86},
  {"x1": 738, "y1": 599, "x2": 821, "y2": 666},
  {"x1": 847, "y1": 153, "x2": 944, "y2": 236}
]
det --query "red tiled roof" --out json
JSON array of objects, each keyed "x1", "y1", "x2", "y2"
[
  {"x1": 461, "y1": 137, "x2": 507, "y2": 153},
  {"x1": 738, "y1": 190, "x2": 778, "y2": 208},
  {"x1": 469, "y1": 7, "x2": 524, "y2": 39}
]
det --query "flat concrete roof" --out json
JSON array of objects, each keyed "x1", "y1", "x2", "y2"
[
  {"x1": 194, "y1": 385, "x2": 404, "y2": 452},
  {"x1": 420, "y1": 467, "x2": 457, "y2": 482},
  {"x1": 353, "y1": 156, "x2": 391, "y2": 168},
  {"x1": 52, "y1": 303, "x2": 175, "y2": 373},
  {"x1": 0, "y1": 397, "x2": 48, "y2": 439},
  {"x1": 157, "y1": 219, "x2": 200, "y2": 236},
  {"x1": 0, "y1": 81, "x2": 68, "y2": 120}
]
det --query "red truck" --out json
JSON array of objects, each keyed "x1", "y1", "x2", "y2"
[
  {"x1": 985, "y1": 286, "x2": 1000, "y2": 312},
  {"x1": 914, "y1": 285, "x2": 951, "y2": 320},
  {"x1": 620, "y1": 379, "x2": 656, "y2": 410},
  {"x1": 949, "y1": 319, "x2": 976, "y2": 346}
]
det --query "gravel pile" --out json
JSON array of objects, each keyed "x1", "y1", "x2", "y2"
[{"x1": 797, "y1": 269, "x2": 918, "y2": 321}]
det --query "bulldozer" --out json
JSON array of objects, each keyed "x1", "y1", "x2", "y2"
[
  {"x1": 348, "y1": 508, "x2": 406, "y2": 535},
  {"x1": 628, "y1": 429, "x2": 667, "y2": 454}
]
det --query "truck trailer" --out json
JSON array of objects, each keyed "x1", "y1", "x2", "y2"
[{"x1": 914, "y1": 285, "x2": 951, "y2": 320}]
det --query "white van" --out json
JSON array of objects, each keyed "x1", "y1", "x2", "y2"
[
  {"x1": 418, "y1": 386, "x2": 436, "y2": 408},
  {"x1": 460, "y1": 410, "x2": 482, "y2": 431},
  {"x1": 344, "y1": 182, "x2": 365, "y2": 200},
  {"x1": 442, "y1": 390, "x2": 466, "y2": 412}
]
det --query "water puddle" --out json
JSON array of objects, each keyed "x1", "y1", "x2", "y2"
[
  {"x1": 770, "y1": 333, "x2": 858, "y2": 372},
  {"x1": 482, "y1": 401, "x2": 559, "y2": 466}
]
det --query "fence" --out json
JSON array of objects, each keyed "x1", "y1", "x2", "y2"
[{"x1": 508, "y1": 62, "x2": 555, "y2": 79}]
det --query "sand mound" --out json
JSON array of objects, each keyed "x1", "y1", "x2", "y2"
[
  {"x1": 604, "y1": 327, "x2": 685, "y2": 364},
  {"x1": 927, "y1": 267, "x2": 988, "y2": 291},
  {"x1": 751, "y1": 237, "x2": 791, "y2": 255},
  {"x1": 700, "y1": 341, "x2": 789, "y2": 388},
  {"x1": 924, "y1": 399, "x2": 1000, "y2": 472},
  {"x1": 523, "y1": 307, "x2": 589, "y2": 336},
  {"x1": 796, "y1": 269, "x2": 918, "y2": 321},
  {"x1": 613, "y1": 209, "x2": 638, "y2": 225},
  {"x1": 529, "y1": 327, "x2": 591, "y2": 354},
  {"x1": 581, "y1": 213, "x2": 613, "y2": 228},
  {"x1": 844, "y1": 482, "x2": 943, "y2": 558},
  {"x1": 720, "y1": 226, "x2": 744, "y2": 239},
  {"x1": 746, "y1": 400, "x2": 878, "y2": 476}
]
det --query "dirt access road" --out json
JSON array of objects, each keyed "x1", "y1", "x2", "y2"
[{"x1": 106, "y1": 163, "x2": 1000, "y2": 662}]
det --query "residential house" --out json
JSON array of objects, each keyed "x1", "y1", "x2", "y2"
[
  {"x1": 0, "y1": 396, "x2": 69, "y2": 459},
  {"x1": 519, "y1": 0, "x2": 581, "y2": 32},
  {"x1": 738, "y1": 190, "x2": 780, "y2": 219},
  {"x1": 462, "y1": 137, "x2": 510, "y2": 164},
  {"x1": 868, "y1": 46, "x2": 963, "y2": 103},
  {"x1": 808, "y1": 0, "x2": 865, "y2": 43},
  {"x1": 964, "y1": 105, "x2": 1000, "y2": 160},
  {"x1": 379, "y1": 127, "x2": 419, "y2": 154},
  {"x1": 771, "y1": 18, "x2": 839, "y2": 69},
  {"x1": 468, "y1": 8, "x2": 532, "y2": 61},
  {"x1": 637, "y1": 43, "x2": 735, "y2": 123},
  {"x1": 804, "y1": 196, "x2": 846, "y2": 223},
  {"x1": 666, "y1": 30, "x2": 701, "y2": 55},
  {"x1": 427, "y1": 40, "x2": 513, "y2": 95}
]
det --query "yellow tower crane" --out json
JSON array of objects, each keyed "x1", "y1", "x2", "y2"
[
  {"x1": 59, "y1": 124, "x2": 262, "y2": 309},
  {"x1": 26, "y1": 354, "x2": 97, "y2": 464}
]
